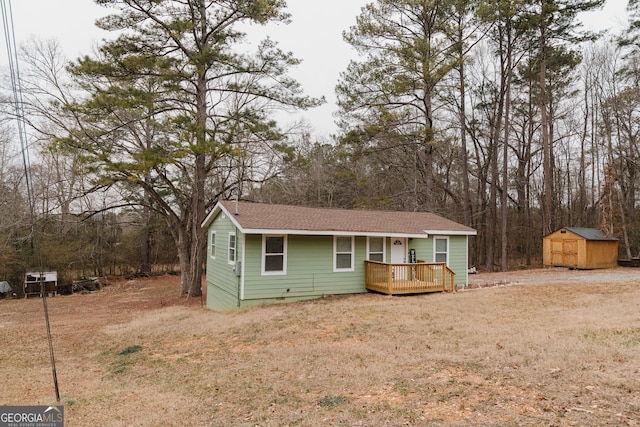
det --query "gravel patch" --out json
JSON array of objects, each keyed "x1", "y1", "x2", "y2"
[{"x1": 467, "y1": 266, "x2": 640, "y2": 288}]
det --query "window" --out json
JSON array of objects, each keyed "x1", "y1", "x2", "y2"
[
  {"x1": 210, "y1": 231, "x2": 216, "y2": 258},
  {"x1": 367, "y1": 237, "x2": 385, "y2": 262},
  {"x1": 435, "y1": 237, "x2": 448, "y2": 263},
  {"x1": 228, "y1": 233, "x2": 236, "y2": 264},
  {"x1": 263, "y1": 235, "x2": 286, "y2": 274},
  {"x1": 334, "y1": 236, "x2": 354, "y2": 271}
]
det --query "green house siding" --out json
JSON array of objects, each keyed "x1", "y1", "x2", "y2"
[
  {"x1": 206, "y1": 212, "x2": 243, "y2": 311},
  {"x1": 407, "y1": 238, "x2": 432, "y2": 263},
  {"x1": 443, "y1": 236, "x2": 468, "y2": 288},
  {"x1": 205, "y1": 214, "x2": 471, "y2": 310},
  {"x1": 241, "y1": 235, "x2": 367, "y2": 304},
  {"x1": 408, "y1": 235, "x2": 468, "y2": 288}
]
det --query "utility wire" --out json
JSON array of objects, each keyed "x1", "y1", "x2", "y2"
[
  {"x1": 1, "y1": 0, "x2": 60, "y2": 403},
  {"x1": 0, "y1": 0, "x2": 31, "y2": 212}
]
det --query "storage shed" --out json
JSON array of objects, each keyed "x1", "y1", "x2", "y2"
[{"x1": 543, "y1": 227, "x2": 618, "y2": 269}]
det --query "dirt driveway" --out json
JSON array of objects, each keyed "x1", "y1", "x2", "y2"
[{"x1": 468, "y1": 266, "x2": 640, "y2": 287}]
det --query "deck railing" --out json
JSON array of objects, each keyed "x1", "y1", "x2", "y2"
[{"x1": 365, "y1": 260, "x2": 455, "y2": 295}]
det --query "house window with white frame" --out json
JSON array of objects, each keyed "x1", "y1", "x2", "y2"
[
  {"x1": 367, "y1": 236, "x2": 385, "y2": 262},
  {"x1": 434, "y1": 237, "x2": 448, "y2": 263},
  {"x1": 334, "y1": 236, "x2": 354, "y2": 271},
  {"x1": 263, "y1": 235, "x2": 286, "y2": 274},
  {"x1": 210, "y1": 231, "x2": 216, "y2": 258},
  {"x1": 228, "y1": 232, "x2": 236, "y2": 264}
]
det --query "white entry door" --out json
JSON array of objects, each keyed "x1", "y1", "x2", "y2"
[
  {"x1": 390, "y1": 238, "x2": 406, "y2": 264},
  {"x1": 390, "y1": 238, "x2": 407, "y2": 281}
]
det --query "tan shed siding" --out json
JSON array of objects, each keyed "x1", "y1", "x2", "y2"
[
  {"x1": 242, "y1": 234, "x2": 367, "y2": 301},
  {"x1": 577, "y1": 240, "x2": 588, "y2": 268},
  {"x1": 543, "y1": 228, "x2": 618, "y2": 269},
  {"x1": 585, "y1": 240, "x2": 619, "y2": 269},
  {"x1": 544, "y1": 229, "x2": 581, "y2": 268},
  {"x1": 206, "y1": 213, "x2": 241, "y2": 310}
]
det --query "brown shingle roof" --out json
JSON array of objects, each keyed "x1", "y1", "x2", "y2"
[{"x1": 204, "y1": 201, "x2": 476, "y2": 236}]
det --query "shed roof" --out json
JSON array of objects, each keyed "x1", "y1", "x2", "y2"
[
  {"x1": 202, "y1": 200, "x2": 477, "y2": 237},
  {"x1": 553, "y1": 227, "x2": 618, "y2": 241}
]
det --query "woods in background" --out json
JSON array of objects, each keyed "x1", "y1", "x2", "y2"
[{"x1": 2, "y1": 0, "x2": 639, "y2": 287}]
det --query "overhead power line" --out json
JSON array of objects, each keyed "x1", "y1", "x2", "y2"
[{"x1": 0, "y1": 0, "x2": 60, "y2": 404}]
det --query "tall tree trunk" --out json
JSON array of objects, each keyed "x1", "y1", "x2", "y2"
[
  {"x1": 423, "y1": 91, "x2": 435, "y2": 209},
  {"x1": 140, "y1": 183, "x2": 152, "y2": 275},
  {"x1": 178, "y1": 227, "x2": 193, "y2": 295},
  {"x1": 525, "y1": 155, "x2": 533, "y2": 266},
  {"x1": 487, "y1": 31, "x2": 507, "y2": 272},
  {"x1": 184, "y1": 58, "x2": 209, "y2": 297},
  {"x1": 454, "y1": 8, "x2": 472, "y2": 228},
  {"x1": 140, "y1": 221, "x2": 152, "y2": 275},
  {"x1": 458, "y1": 47, "x2": 474, "y2": 265},
  {"x1": 186, "y1": 152, "x2": 206, "y2": 297},
  {"x1": 487, "y1": 140, "x2": 498, "y2": 272},
  {"x1": 540, "y1": 16, "x2": 554, "y2": 235},
  {"x1": 578, "y1": 77, "x2": 589, "y2": 225},
  {"x1": 501, "y1": 28, "x2": 513, "y2": 271}
]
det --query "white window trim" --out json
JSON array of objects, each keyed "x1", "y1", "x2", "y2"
[
  {"x1": 334, "y1": 235, "x2": 355, "y2": 272},
  {"x1": 228, "y1": 232, "x2": 236, "y2": 265},
  {"x1": 367, "y1": 236, "x2": 386, "y2": 262},
  {"x1": 210, "y1": 230, "x2": 216, "y2": 259},
  {"x1": 434, "y1": 236, "x2": 449, "y2": 264},
  {"x1": 262, "y1": 235, "x2": 287, "y2": 275}
]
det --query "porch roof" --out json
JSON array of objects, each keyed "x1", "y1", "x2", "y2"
[{"x1": 203, "y1": 200, "x2": 476, "y2": 237}]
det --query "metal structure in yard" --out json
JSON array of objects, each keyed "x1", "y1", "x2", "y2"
[
  {"x1": 0, "y1": 281, "x2": 10, "y2": 296},
  {"x1": 72, "y1": 278, "x2": 103, "y2": 293},
  {"x1": 24, "y1": 270, "x2": 58, "y2": 298}
]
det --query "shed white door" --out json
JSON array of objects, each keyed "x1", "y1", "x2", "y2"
[{"x1": 390, "y1": 238, "x2": 406, "y2": 264}]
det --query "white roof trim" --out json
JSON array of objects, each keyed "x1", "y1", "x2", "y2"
[
  {"x1": 426, "y1": 229, "x2": 477, "y2": 236},
  {"x1": 202, "y1": 201, "x2": 243, "y2": 229},
  {"x1": 201, "y1": 204, "x2": 220, "y2": 228},
  {"x1": 240, "y1": 228, "x2": 429, "y2": 238}
]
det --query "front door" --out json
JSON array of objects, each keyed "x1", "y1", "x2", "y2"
[
  {"x1": 390, "y1": 238, "x2": 407, "y2": 281},
  {"x1": 391, "y1": 238, "x2": 406, "y2": 264}
]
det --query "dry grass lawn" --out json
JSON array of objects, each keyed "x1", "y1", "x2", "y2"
[{"x1": 1, "y1": 273, "x2": 639, "y2": 426}]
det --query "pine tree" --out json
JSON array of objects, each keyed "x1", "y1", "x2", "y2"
[
  {"x1": 55, "y1": 0, "x2": 320, "y2": 296},
  {"x1": 336, "y1": 0, "x2": 461, "y2": 210}
]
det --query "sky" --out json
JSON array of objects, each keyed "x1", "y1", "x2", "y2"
[{"x1": 0, "y1": 0, "x2": 630, "y2": 141}]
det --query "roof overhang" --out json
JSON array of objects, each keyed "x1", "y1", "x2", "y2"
[
  {"x1": 201, "y1": 201, "x2": 231, "y2": 229},
  {"x1": 239, "y1": 228, "x2": 431, "y2": 238}
]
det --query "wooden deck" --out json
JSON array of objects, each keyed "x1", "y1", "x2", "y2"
[{"x1": 365, "y1": 261, "x2": 455, "y2": 295}]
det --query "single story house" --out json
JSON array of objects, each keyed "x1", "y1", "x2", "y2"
[
  {"x1": 543, "y1": 227, "x2": 619, "y2": 269},
  {"x1": 202, "y1": 200, "x2": 477, "y2": 310}
]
